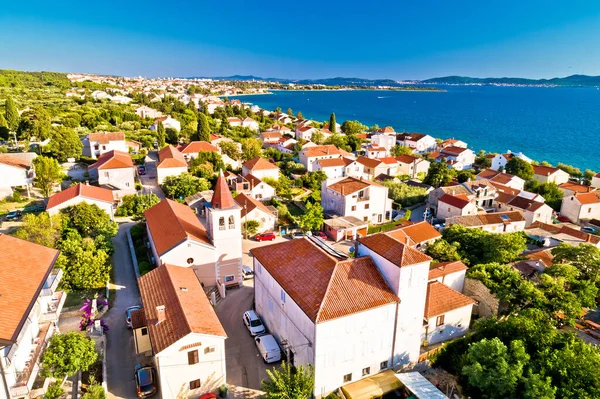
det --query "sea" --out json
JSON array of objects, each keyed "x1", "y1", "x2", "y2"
[{"x1": 232, "y1": 86, "x2": 600, "y2": 172}]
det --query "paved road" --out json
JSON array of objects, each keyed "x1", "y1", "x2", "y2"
[
  {"x1": 140, "y1": 151, "x2": 165, "y2": 199},
  {"x1": 105, "y1": 222, "x2": 144, "y2": 399}
]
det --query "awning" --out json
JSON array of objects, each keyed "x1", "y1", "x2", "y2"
[
  {"x1": 395, "y1": 372, "x2": 448, "y2": 399},
  {"x1": 340, "y1": 370, "x2": 403, "y2": 399}
]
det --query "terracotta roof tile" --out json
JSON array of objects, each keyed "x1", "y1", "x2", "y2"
[
  {"x1": 46, "y1": 184, "x2": 114, "y2": 210},
  {"x1": 533, "y1": 165, "x2": 562, "y2": 176},
  {"x1": 0, "y1": 154, "x2": 32, "y2": 169},
  {"x1": 574, "y1": 191, "x2": 600, "y2": 205},
  {"x1": 211, "y1": 171, "x2": 237, "y2": 209},
  {"x1": 424, "y1": 281, "x2": 475, "y2": 318},
  {"x1": 441, "y1": 146, "x2": 468, "y2": 155},
  {"x1": 157, "y1": 145, "x2": 187, "y2": 168},
  {"x1": 301, "y1": 145, "x2": 344, "y2": 158},
  {"x1": 358, "y1": 233, "x2": 432, "y2": 268},
  {"x1": 234, "y1": 193, "x2": 273, "y2": 217},
  {"x1": 356, "y1": 156, "x2": 382, "y2": 168},
  {"x1": 88, "y1": 132, "x2": 125, "y2": 144},
  {"x1": 89, "y1": 150, "x2": 134, "y2": 170},
  {"x1": 144, "y1": 199, "x2": 211, "y2": 255},
  {"x1": 317, "y1": 158, "x2": 346, "y2": 168},
  {"x1": 438, "y1": 194, "x2": 471, "y2": 209},
  {"x1": 395, "y1": 155, "x2": 420, "y2": 164},
  {"x1": 130, "y1": 308, "x2": 147, "y2": 329},
  {"x1": 559, "y1": 182, "x2": 595, "y2": 193},
  {"x1": 428, "y1": 261, "x2": 469, "y2": 281},
  {"x1": 178, "y1": 141, "x2": 219, "y2": 154},
  {"x1": 387, "y1": 222, "x2": 441, "y2": 245},
  {"x1": 0, "y1": 235, "x2": 59, "y2": 343},
  {"x1": 327, "y1": 177, "x2": 374, "y2": 195},
  {"x1": 139, "y1": 264, "x2": 226, "y2": 354},
  {"x1": 243, "y1": 157, "x2": 279, "y2": 171},
  {"x1": 447, "y1": 211, "x2": 525, "y2": 227}
]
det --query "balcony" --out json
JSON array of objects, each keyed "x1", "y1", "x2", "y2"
[
  {"x1": 39, "y1": 290, "x2": 67, "y2": 323},
  {"x1": 10, "y1": 323, "x2": 53, "y2": 398},
  {"x1": 41, "y1": 269, "x2": 63, "y2": 297},
  {"x1": 356, "y1": 195, "x2": 370, "y2": 202}
]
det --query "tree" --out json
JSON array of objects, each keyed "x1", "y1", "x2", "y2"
[
  {"x1": 296, "y1": 111, "x2": 304, "y2": 120},
  {"x1": 17, "y1": 107, "x2": 52, "y2": 140},
  {"x1": 162, "y1": 173, "x2": 210, "y2": 199},
  {"x1": 62, "y1": 202, "x2": 118, "y2": 240},
  {"x1": 381, "y1": 181, "x2": 428, "y2": 207},
  {"x1": 286, "y1": 108, "x2": 293, "y2": 117},
  {"x1": 243, "y1": 220, "x2": 260, "y2": 236},
  {"x1": 195, "y1": 113, "x2": 211, "y2": 142},
  {"x1": 55, "y1": 230, "x2": 111, "y2": 289},
  {"x1": 165, "y1": 127, "x2": 178, "y2": 145},
  {"x1": 525, "y1": 182, "x2": 563, "y2": 211},
  {"x1": 300, "y1": 171, "x2": 328, "y2": 191},
  {"x1": 505, "y1": 157, "x2": 534, "y2": 181},
  {"x1": 81, "y1": 377, "x2": 106, "y2": 399},
  {"x1": 461, "y1": 338, "x2": 529, "y2": 399},
  {"x1": 584, "y1": 169, "x2": 596, "y2": 183},
  {"x1": 241, "y1": 137, "x2": 262, "y2": 160},
  {"x1": 41, "y1": 332, "x2": 98, "y2": 379},
  {"x1": 557, "y1": 163, "x2": 581, "y2": 177},
  {"x1": 310, "y1": 130, "x2": 324, "y2": 145},
  {"x1": 328, "y1": 113, "x2": 337, "y2": 133},
  {"x1": 425, "y1": 239, "x2": 462, "y2": 262},
  {"x1": 115, "y1": 194, "x2": 160, "y2": 219},
  {"x1": 298, "y1": 202, "x2": 324, "y2": 231},
  {"x1": 33, "y1": 156, "x2": 63, "y2": 197},
  {"x1": 551, "y1": 243, "x2": 600, "y2": 282},
  {"x1": 457, "y1": 169, "x2": 476, "y2": 183},
  {"x1": 390, "y1": 145, "x2": 412, "y2": 157},
  {"x1": 262, "y1": 361, "x2": 314, "y2": 399},
  {"x1": 341, "y1": 120, "x2": 367, "y2": 135},
  {"x1": 5, "y1": 95, "x2": 20, "y2": 132},
  {"x1": 156, "y1": 121, "x2": 166, "y2": 148},
  {"x1": 218, "y1": 141, "x2": 240, "y2": 160},
  {"x1": 423, "y1": 162, "x2": 453, "y2": 187},
  {"x1": 323, "y1": 134, "x2": 350, "y2": 151},
  {"x1": 14, "y1": 212, "x2": 63, "y2": 248},
  {"x1": 0, "y1": 112, "x2": 8, "y2": 140},
  {"x1": 49, "y1": 126, "x2": 83, "y2": 161}
]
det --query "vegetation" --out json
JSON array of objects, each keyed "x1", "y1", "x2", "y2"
[
  {"x1": 41, "y1": 332, "x2": 98, "y2": 378},
  {"x1": 44, "y1": 383, "x2": 65, "y2": 399},
  {"x1": 505, "y1": 157, "x2": 534, "y2": 181},
  {"x1": 262, "y1": 362, "x2": 315, "y2": 399},
  {"x1": 243, "y1": 220, "x2": 260, "y2": 236},
  {"x1": 423, "y1": 162, "x2": 454, "y2": 187},
  {"x1": 33, "y1": 156, "x2": 64, "y2": 196},
  {"x1": 298, "y1": 202, "x2": 324, "y2": 231},
  {"x1": 162, "y1": 173, "x2": 210, "y2": 200},
  {"x1": 390, "y1": 144, "x2": 412, "y2": 157},
  {"x1": 115, "y1": 193, "x2": 160, "y2": 219},
  {"x1": 381, "y1": 181, "x2": 428, "y2": 207},
  {"x1": 525, "y1": 181, "x2": 564, "y2": 211}
]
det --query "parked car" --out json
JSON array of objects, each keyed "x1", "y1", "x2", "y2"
[
  {"x1": 243, "y1": 310, "x2": 266, "y2": 336},
  {"x1": 312, "y1": 231, "x2": 327, "y2": 240},
  {"x1": 556, "y1": 215, "x2": 571, "y2": 223},
  {"x1": 256, "y1": 232, "x2": 276, "y2": 242},
  {"x1": 4, "y1": 210, "x2": 22, "y2": 221},
  {"x1": 135, "y1": 364, "x2": 158, "y2": 398},
  {"x1": 126, "y1": 305, "x2": 142, "y2": 328},
  {"x1": 255, "y1": 334, "x2": 282, "y2": 363},
  {"x1": 582, "y1": 226, "x2": 598, "y2": 234},
  {"x1": 138, "y1": 165, "x2": 146, "y2": 175},
  {"x1": 291, "y1": 231, "x2": 305, "y2": 239},
  {"x1": 242, "y1": 265, "x2": 254, "y2": 280},
  {"x1": 199, "y1": 394, "x2": 217, "y2": 399},
  {"x1": 23, "y1": 204, "x2": 45, "y2": 214}
]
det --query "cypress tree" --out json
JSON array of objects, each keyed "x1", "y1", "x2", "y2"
[
  {"x1": 197, "y1": 113, "x2": 211, "y2": 142},
  {"x1": 5, "y1": 96, "x2": 19, "y2": 132},
  {"x1": 329, "y1": 112, "x2": 337, "y2": 134},
  {"x1": 156, "y1": 122, "x2": 166, "y2": 148}
]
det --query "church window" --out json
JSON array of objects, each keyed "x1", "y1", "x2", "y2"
[
  {"x1": 228, "y1": 216, "x2": 235, "y2": 229},
  {"x1": 187, "y1": 258, "x2": 194, "y2": 264},
  {"x1": 219, "y1": 217, "x2": 225, "y2": 230}
]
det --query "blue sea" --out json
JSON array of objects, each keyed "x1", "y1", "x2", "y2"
[{"x1": 233, "y1": 86, "x2": 600, "y2": 171}]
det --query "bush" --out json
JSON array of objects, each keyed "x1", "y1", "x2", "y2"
[
  {"x1": 138, "y1": 261, "x2": 153, "y2": 275},
  {"x1": 45, "y1": 383, "x2": 64, "y2": 399},
  {"x1": 10, "y1": 190, "x2": 23, "y2": 203},
  {"x1": 130, "y1": 224, "x2": 145, "y2": 241},
  {"x1": 243, "y1": 220, "x2": 260, "y2": 235}
]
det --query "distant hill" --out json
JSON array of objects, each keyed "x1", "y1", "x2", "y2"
[
  {"x1": 0, "y1": 69, "x2": 69, "y2": 88},
  {"x1": 421, "y1": 74, "x2": 600, "y2": 87},
  {"x1": 197, "y1": 75, "x2": 400, "y2": 86}
]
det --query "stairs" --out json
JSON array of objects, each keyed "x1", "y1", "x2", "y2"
[{"x1": 206, "y1": 285, "x2": 222, "y2": 306}]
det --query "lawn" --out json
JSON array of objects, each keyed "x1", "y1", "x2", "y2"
[
  {"x1": 0, "y1": 198, "x2": 38, "y2": 216},
  {"x1": 63, "y1": 287, "x2": 107, "y2": 309}
]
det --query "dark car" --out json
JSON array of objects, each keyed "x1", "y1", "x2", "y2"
[
  {"x1": 23, "y1": 204, "x2": 45, "y2": 214},
  {"x1": 256, "y1": 232, "x2": 276, "y2": 242},
  {"x1": 291, "y1": 231, "x2": 305, "y2": 239},
  {"x1": 135, "y1": 365, "x2": 158, "y2": 398},
  {"x1": 312, "y1": 231, "x2": 327, "y2": 240},
  {"x1": 5, "y1": 210, "x2": 22, "y2": 221},
  {"x1": 138, "y1": 165, "x2": 146, "y2": 175}
]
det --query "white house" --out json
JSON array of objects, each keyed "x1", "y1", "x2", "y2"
[
  {"x1": 156, "y1": 145, "x2": 188, "y2": 184},
  {"x1": 436, "y1": 194, "x2": 479, "y2": 220},
  {"x1": 366, "y1": 145, "x2": 388, "y2": 159},
  {"x1": 135, "y1": 105, "x2": 163, "y2": 119},
  {"x1": 224, "y1": 172, "x2": 275, "y2": 200},
  {"x1": 241, "y1": 117, "x2": 259, "y2": 131},
  {"x1": 476, "y1": 169, "x2": 525, "y2": 191},
  {"x1": 446, "y1": 211, "x2": 527, "y2": 233},
  {"x1": 299, "y1": 145, "x2": 347, "y2": 172},
  {"x1": 496, "y1": 192, "x2": 554, "y2": 226},
  {"x1": 82, "y1": 132, "x2": 128, "y2": 159},
  {"x1": 178, "y1": 141, "x2": 221, "y2": 161},
  {"x1": 0, "y1": 235, "x2": 66, "y2": 399},
  {"x1": 385, "y1": 221, "x2": 442, "y2": 249},
  {"x1": 227, "y1": 117, "x2": 242, "y2": 127},
  {"x1": 46, "y1": 184, "x2": 115, "y2": 219},
  {"x1": 144, "y1": 174, "x2": 243, "y2": 296},
  {"x1": 491, "y1": 151, "x2": 532, "y2": 171},
  {"x1": 321, "y1": 177, "x2": 392, "y2": 224},
  {"x1": 151, "y1": 116, "x2": 181, "y2": 132},
  {"x1": 396, "y1": 133, "x2": 437, "y2": 154},
  {"x1": 395, "y1": 155, "x2": 430, "y2": 179},
  {"x1": 88, "y1": 150, "x2": 136, "y2": 197},
  {"x1": 532, "y1": 165, "x2": 570, "y2": 185},
  {"x1": 235, "y1": 193, "x2": 276, "y2": 233},
  {"x1": 592, "y1": 172, "x2": 600, "y2": 189},
  {"x1": 428, "y1": 261, "x2": 469, "y2": 292},
  {"x1": 0, "y1": 153, "x2": 37, "y2": 198},
  {"x1": 259, "y1": 131, "x2": 282, "y2": 146},
  {"x1": 356, "y1": 157, "x2": 396, "y2": 180},
  {"x1": 438, "y1": 138, "x2": 468, "y2": 150},
  {"x1": 135, "y1": 264, "x2": 227, "y2": 399},
  {"x1": 242, "y1": 157, "x2": 280, "y2": 181},
  {"x1": 435, "y1": 146, "x2": 476, "y2": 170},
  {"x1": 560, "y1": 192, "x2": 600, "y2": 224},
  {"x1": 370, "y1": 132, "x2": 397, "y2": 154},
  {"x1": 314, "y1": 158, "x2": 347, "y2": 179}
]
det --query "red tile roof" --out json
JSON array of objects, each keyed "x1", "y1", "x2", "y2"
[
  {"x1": 243, "y1": 157, "x2": 279, "y2": 171},
  {"x1": 318, "y1": 158, "x2": 346, "y2": 168},
  {"x1": 559, "y1": 182, "x2": 595, "y2": 194},
  {"x1": 211, "y1": 171, "x2": 237, "y2": 209},
  {"x1": 438, "y1": 194, "x2": 471, "y2": 209},
  {"x1": 301, "y1": 145, "x2": 344, "y2": 158},
  {"x1": 574, "y1": 191, "x2": 600, "y2": 205},
  {"x1": 0, "y1": 154, "x2": 32, "y2": 169},
  {"x1": 358, "y1": 233, "x2": 432, "y2": 268},
  {"x1": 424, "y1": 281, "x2": 475, "y2": 318},
  {"x1": 0, "y1": 235, "x2": 59, "y2": 343},
  {"x1": 234, "y1": 193, "x2": 273, "y2": 217},
  {"x1": 251, "y1": 239, "x2": 398, "y2": 323},
  {"x1": 89, "y1": 150, "x2": 134, "y2": 170},
  {"x1": 441, "y1": 146, "x2": 468, "y2": 155},
  {"x1": 376, "y1": 127, "x2": 395, "y2": 133},
  {"x1": 356, "y1": 156, "x2": 383, "y2": 168},
  {"x1": 178, "y1": 141, "x2": 219, "y2": 154},
  {"x1": 46, "y1": 184, "x2": 114, "y2": 210},
  {"x1": 532, "y1": 165, "x2": 561, "y2": 177},
  {"x1": 144, "y1": 199, "x2": 211, "y2": 255},
  {"x1": 387, "y1": 222, "x2": 441, "y2": 245},
  {"x1": 428, "y1": 261, "x2": 469, "y2": 281},
  {"x1": 88, "y1": 132, "x2": 125, "y2": 144},
  {"x1": 138, "y1": 264, "x2": 226, "y2": 354},
  {"x1": 395, "y1": 155, "x2": 420, "y2": 164},
  {"x1": 327, "y1": 177, "x2": 374, "y2": 195},
  {"x1": 157, "y1": 145, "x2": 187, "y2": 169}
]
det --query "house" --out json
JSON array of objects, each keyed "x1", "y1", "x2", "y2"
[
  {"x1": 396, "y1": 133, "x2": 437, "y2": 153},
  {"x1": 235, "y1": 193, "x2": 277, "y2": 233},
  {"x1": 356, "y1": 157, "x2": 393, "y2": 179},
  {"x1": 428, "y1": 180, "x2": 498, "y2": 216},
  {"x1": 135, "y1": 105, "x2": 163, "y2": 119},
  {"x1": 435, "y1": 146, "x2": 476, "y2": 170},
  {"x1": 259, "y1": 131, "x2": 282, "y2": 146},
  {"x1": 88, "y1": 150, "x2": 136, "y2": 196},
  {"x1": 446, "y1": 211, "x2": 527, "y2": 233},
  {"x1": 322, "y1": 177, "x2": 392, "y2": 224},
  {"x1": 532, "y1": 165, "x2": 569, "y2": 185},
  {"x1": 428, "y1": 261, "x2": 469, "y2": 292},
  {"x1": 314, "y1": 158, "x2": 347, "y2": 179},
  {"x1": 395, "y1": 155, "x2": 430, "y2": 179},
  {"x1": 82, "y1": 132, "x2": 128, "y2": 159},
  {"x1": 560, "y1": 191, "x2": 600, "y2": 224},
  {"x1": 342, "y1": 158, "x2": 366, "y2": 179},
  {"x1": 438, "y1": 138, "x2": 467, "y2": 150},
  {"x1": 385, "y1": 221, "x2": 442, "y2": 249},
  {"x1": 0, "y1": 235, "x2": 66, "y2": 399},
  {"x1": 242, "y1": 157, "x2": 280, "y2": 180},
  {"x1": 495, "y1": 192, "x2": 554, "y2": 226},
  {"x1": 366, "y1": 144, "x2": 388, "y2": 159},
  {"x1": 0, "y1": 153, "x2": 37, "y2": 198},
  {"x1": 126, "y1": 140, "x2": 141, "y2": 154},
  {"x1": 558, "y1": 182, "x2": 596, "y2": 197},
  {"x1": 476, "y1": 169, "x2": 525, "y2": 191},
  {"x1": 46, "y1": 184, "x2": 115, "y2": 219},
  {"x1": 241, "y1": 117, "x2": 259, "y2": 131},
  {"x1": 323, "y1": 216, "x2": 369, "y2": 242},
  {"x1": 370, "y1": 131, "x2": 397, "y2": 153},
  {"x1": 299, "y1": 145, "x2": 346, "y2": 172},
  {"x1": 436, "y1": 194, "x2": 479, "y2": 220},
  {"x1": 151, "y1": 115, "x2": 181, "y2": 132},
  {"x1": 156, "y1": 145, "x2": 188, "y2": 184},
  {"x1": 134, "y1": 264, "x2": 227, "y2": 399},
  {"x1": 525, "y1": 221, "x2": 600, "y2": 248},
  {"x1": 592, "y1": 173, "x2": 600, "y2": 189},
  {"x1": 491, "y1": 151, "x2": 532, "y2": 171},
  {"x1": 144, "y1": 173, "x2": 242, "y2": 296},
  {"x1": 224, "y1": 172, "x2": 274, "y2": 200},
  {"x1": 227, "y1": 117, "x2": 242, "y2": 127},
  {"x1": 178, "y1": 141, "x2": 221, "y2": 161},
  {"x1": 277, "y1": 137, "x2": 297, "y2": 154}
]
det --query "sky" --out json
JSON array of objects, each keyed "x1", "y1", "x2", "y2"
[{"x1": 2, "y1": 1, "x2": 600, "y2": 80}]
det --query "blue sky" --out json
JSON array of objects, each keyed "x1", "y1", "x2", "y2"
[{"x1": 2, "y1": 0, "x2": 600, "y2": 79}]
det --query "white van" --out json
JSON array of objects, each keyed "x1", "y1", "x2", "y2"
[{"x1": 254, "y1": 334, "x2": 282, "y2": 363}]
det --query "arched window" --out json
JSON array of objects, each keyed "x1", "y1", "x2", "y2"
[
  {"x1": 228, "y1": 215, "x2": 235, "y2": 229},
  {"x1": 219, "y1": 217, "x2": 225, "y2": 231},
  {"x1": 187, "y1": 258, "x2": 194, "y2": 264}
]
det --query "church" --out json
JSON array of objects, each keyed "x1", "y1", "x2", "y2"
[{"x1": 144, "y1": 171, "x2": 243, "y2": 297}]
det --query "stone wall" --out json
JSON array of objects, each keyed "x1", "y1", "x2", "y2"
[{"x1": 463, "y1": 278, "x2": 499, "y2": 318}]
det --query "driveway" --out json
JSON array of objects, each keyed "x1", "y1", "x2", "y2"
[
  {"x1": 105, "y1": 223, "x2": 145, "y2": 399},
  {"x1": 140, "y1": 151, "x2": 165, "y2": 199}
]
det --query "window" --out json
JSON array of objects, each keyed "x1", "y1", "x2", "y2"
[
  {"x1": 343, "y1": 373, "x2": 352, "y2": 383},
  {"x1": 269, "y1": 299, "x2": 274, "y2": 313},
  {"x1": 229, "y1": 215, "x2": 235, "y2": 229},
  {"x1": 224, "y1": 275, "x2": 235, "y2": 283},
  {"x1": 94, "y1": 144, "x2": 99, "y2": 150},
  {"x1": 448, "y1": 207, "x2": 451, "y2": 212},
  {"x1": 351, "y1": 206, "x2": 356, "y2": 211},
  {"x1": 257, "y1": 263, "x2": 262, "y2": 274},
  {"x1": 436, "y1": 315, "x2": 445, "y2": 327},
  {"x1": 141, "y1": 327, "x2": 148, "y2": 336},
  {"x1": 363, "y1": 217, "x2": 368, "y2": 222},
  {"x1": 125, "y1": 182, "x2": 130, "y2": 187},
  {"x1": 188, "y1": 350, "x2": 199, "y2": 365},
  {"x1": 219, "y1": 217, "x2": 225, "y2": 230},
  {"x1": 365, "y1": 204, "x2": 369, "y2": 209},
  {"x1": 187, "y1": 258, "x2": 194, "y2": 264},
  {"x1": 104, "y1": 172, "x2": 109, "y2": 178},
  {"x1": 380, "y1": 361, "x2": 388, "y2": 370},
  {"x1": 102, "y1": 145, "x2": 106, "y2": 150},
  {"x1": 204, "y1": 346, "x2": 216, "y2": 354},
  {"x1": 280, "y1": 290, "x2": 286, "y2": 303},
  {"x1": 189, "y1": 379, "x2": 201, "y2": 389},
  {"x1": 362, "y1": 367, "x2": 370, "y2": 377}
]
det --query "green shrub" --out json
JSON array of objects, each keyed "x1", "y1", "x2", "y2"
[
  {"x1": 138, "y1": 261, "x2": 153, "y2": 275},
  {"x1": 129, "y1": 224, "x2": 145, "y2": 241},
  {"x1": 45, "y1": 383, "x2": 64, "y2": 399}
]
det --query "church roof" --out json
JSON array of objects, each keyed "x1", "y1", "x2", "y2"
[{"x1": 211, "y1": 170, "x2": 237, "y2": 209}]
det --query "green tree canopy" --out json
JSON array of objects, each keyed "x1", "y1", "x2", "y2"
[
  {"x1": 14, "y1": 213, "x2": 63, "y2": 248},
  {"x1": 48, "y1": 126, "x2": 83, "y2": 161},
  {"x1": 33, "y1": 156, "x2": 63, "y2": 197},
  {"x1": 115, "y1": 193, "x2": 160, "y2": 219},
  {"x1": 55, "y1": 230, "x2": 111, "y2": 289},
  {"x1": 381, "y1": 181, "x2": 428, "y2": 207},
  {"x1": 5, "y1": 95, "x2": 20, "y2": 132},
  {"x1": 323, "y1": 133, "x2": 351, "y2": 151},
  {"x1": 195, "y1": 112, "x2": 211, "y2": 142},
  {"x1": 241, "y1": 137, "x2": 262, "y2": 160},
  {"x1": 298, "y1": 202, "x2": 324, "y2": 231},
  {"x1": 262, "y1": 361, "x2": 315, "y2": 399},
  {"x1": 551, "y1": 243, "x2": 600, "y2": 282},
  {"x1": 425, "y1": 239, "x2": 462, "y2": 262},
  {"x1": 328, "y1": 112, "x2": 337, "y2": 133},
  {"x1": 341, "y1": 120, "x2": 367, "y2": 135},
  {"x1": 156, "y1": 121, "x2": 166, "y2": 148},
  {"x1": 61, "y1": 202, "x2": 118, "y2": 240},
  {"x1": 17, "y1": 106, "x2": 52, "y2": 140},
  {"x1": 41, "y1": 332, "x2": 98, "y2": 378},
  {"x1": 423, "y1": 162, "x2": 453, "y2": 187},
  {"x1": 524, "y1": 181, "x2": 563, "y2": 211},
  {"x1": 162, "y1": 173, "x2": 210, "y2": 199},
  {"x1": 505, "y1": 157, "x2": 534, "y2": 180},
  {"x1": 391, "y1": 144, "x2": 412, "y2": 157},
  {"x1": 218, "y1": 141, "x2": 241, "y2": 160},
  {"x1": 310, "y1": 130, "x2": 324, "y2": 145}
]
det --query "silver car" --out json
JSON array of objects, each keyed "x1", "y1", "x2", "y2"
[{"x1": 243, "y1": 310, "x2": 266, "y2": 336}]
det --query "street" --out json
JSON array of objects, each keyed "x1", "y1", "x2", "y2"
[{"x1": 140, "y1": 151, "x2": 165, "y2": 199}]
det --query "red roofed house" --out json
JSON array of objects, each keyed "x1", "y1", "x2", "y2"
[
  {"x1": 299, "y1": 145, "x2": 347, "y2": 172},
  {"x1": 178, "y1": 141, "x2": 220, "y2": 161},
  {"x1": 150, "y1": 115, "x2": 181, "y2": 132},
  {"x1": 491, "y1": 151, "x2": 532, "y2": 171},
  {"x1": 476, "y1": 169, "x2": 525, "y2": 191},
  {"x1": 234, "y1": 193, "x2": 276, "y2": 233},
  {"x1": 0, "y1": 235, "x2": 66, "y2": 399},
  {"x1": 370, "y1": 130, "x2": 397, "y2": 154},
  {"x1": 592, "y1": 172, "x2": 600, "y2": 189},
  {"x1": 532, "y1": 165, "x2": 569, "y2": 185},
  {"x1": 88, "y1": 150, "x2": 136, "y2": 196},
  {"x1": 0, "y1": 152, "x2": 37, "y2": 198},
  {"x1": 560, "y1": 191, "x2": 600, "y2": 223},
  {"x1": 242, "y1": 157, "x2": 280, "y2": 181},
  {"x1": 435, "y1": 146, "x2": 476, "y2": 170},
  {"x1": 322, "y1": 177, "x2": 392, "y2": 224},
  {"x1": 366, "y1": 144, "x2": 388, "y2": 159},
  {"x1": 428, "y1": 261, "x2": 469, "y2": 292},
  {"x1": 314, "y1": 157, "x2": 347, "y2": 179},
  {"x1": 395, "y1": 155, "x2": 430, "y2": 179},
  {"x1": 134, "y1": 264, "x2": 227, "y2": 398},
  {"x1": 396, "y1": 132, "x2": 437, "y2": 153},
  {"x1": 46, "y1": 183, "x2": 115, "y2": 219},
  {"x1": 437, "y1": 193, "x2": 478, "y2": 220},
  {"x1": 144, "y1": 172, "x2": 242, "y2": 295},
  {"x1": 82, "y1": 132, "x2": 128, "y2": 159},
  {"x1": 156, "y1": 145, "x2": 188, "y2": 184}
]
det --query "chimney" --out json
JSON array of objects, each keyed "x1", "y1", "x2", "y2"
[{"x1": 156, "y1": 305, "x2": 166, "y2": 324}]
